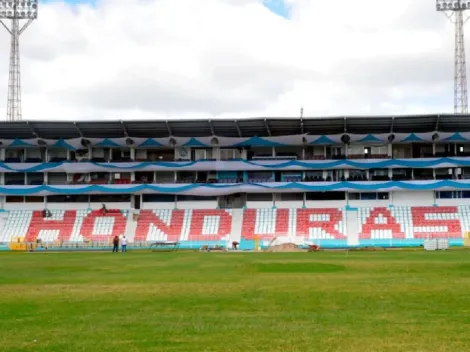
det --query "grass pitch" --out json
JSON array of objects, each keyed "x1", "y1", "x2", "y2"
[{"x1": 1, "y1": 250, "x2": 470, "y2": 352}]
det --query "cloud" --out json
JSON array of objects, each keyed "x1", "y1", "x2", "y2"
[{"x1": 0, "y1": 0, "x2": 462, "y2": 120}]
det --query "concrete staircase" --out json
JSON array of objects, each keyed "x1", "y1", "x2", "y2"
[
  {"x1": 125, "y1": 211, "x2": 138, "y2": 243},
  {"x1": 346, "y1": 209, "x2": 359, "y2": 247},
  {"x1": 0, "y1": 212, "x2": 7, "y2": 242},
  {"x1": 229, "y1": 209, "x2": 243, "y2": 248}
]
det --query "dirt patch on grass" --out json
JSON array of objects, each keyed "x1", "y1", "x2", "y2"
[{"x1": 264, "y1": 243, "x2": 306, "y2": 253}]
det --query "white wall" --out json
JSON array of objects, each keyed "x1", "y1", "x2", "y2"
[
  {"x1": 141, "y1": 202, "x2": 175, "y2": 209},
  {"x1": 392, "y1": 191, "x2": 434, "y2": 206},
  {"x1": 246, "y1": 201, "x2": 273, "y2": 208},
  {"x1": 348, "y1": 199, "x2": 390, "y2": 208},
  {"x1": 3, "y1": 202, "x2": 134, "y2": 211},
  {"x1": 177, "y1": 201, "x2": 218, "y2": 209},
  {"x1": 3, "y1": 203, "x2": 132, "y2": 211},
  {"x1": 436, "y1": 199, "x2": 470, "y2": 206},
  {"x1": 0, "y1": 191, "x2": 459, "y2": 212},
  {"x1": 89, "y1": 202, "x2": 132, "y2": 210},
  {"x1": 276, "y1": 200, "x2": 304, "y2": 209},
  {"x1": 49, "y1": 203, "x2": 131, "y2": 210},
  {"x1": 47, "y1": 203, "x2": 90, "y2": 210},
  {"x1": 4, "y1": 203, "x2": 44, "y2": 211},
  {"x1": 141, "y1": 201, "x2": 217, "y2": 209},
  {"x1": 305, "y1": 200, "x2": 346, "y2": 209}
]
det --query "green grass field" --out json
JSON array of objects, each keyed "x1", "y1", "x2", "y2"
[{"x1": 1, "y1": 250, "x2": 470, "y2": 352}]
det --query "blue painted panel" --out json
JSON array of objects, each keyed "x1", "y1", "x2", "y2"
[
  {"x1": 3, "y1": 157, "x2": 470, "y2": 173},
  {"x1": 234, "y1": 136, "x2": 285, "y2": 147},
  {"x1": 0, "y1": 180, "x2": 470, "y2": 195}
]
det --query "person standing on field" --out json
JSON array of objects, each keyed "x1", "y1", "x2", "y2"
[
  {"x1": 121, "y1": 236, "x2": 128, "y2": 253},
  {"x1": 112, "y1": 236, "x2": 119, "y2": 253}
]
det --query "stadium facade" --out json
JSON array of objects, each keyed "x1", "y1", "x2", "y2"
[{"x1": 0, "y1": 114, "x2": 470, "y2": 250}]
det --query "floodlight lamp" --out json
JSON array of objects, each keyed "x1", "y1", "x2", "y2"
[
  {"x1": 0, "y1": 0, "x2": 38, "y2": 20},
  {"x1": 436, "y1": 0, "x2": 462, "y2": 11}
]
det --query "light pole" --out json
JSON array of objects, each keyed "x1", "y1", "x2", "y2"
[
  {"x1": 0, "y1": 0, "x2": 38, "y2": 121},
  {"x1": 436, "y1": 0, "x2": 470, "y2": 114}
]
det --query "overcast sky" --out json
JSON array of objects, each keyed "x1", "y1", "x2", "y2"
[{"x1": 0, "y1": 0, "x2": 461, "y2": 120}]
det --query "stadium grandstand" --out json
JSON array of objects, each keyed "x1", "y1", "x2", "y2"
[{"x1": 1, "y1": 113, "x2": 470, "y2": 251}]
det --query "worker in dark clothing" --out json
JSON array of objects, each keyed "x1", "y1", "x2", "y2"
[{"x1": 112, "y1": 236, "x2": 119, "y2": 253}]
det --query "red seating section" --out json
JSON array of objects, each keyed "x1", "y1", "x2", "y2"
[
  {"x1": 359, "y1": 206, "x2": 463, "y2": 239},
  {"x1": 24, "y1": 210, "x2": 127, "y2": 242},
  {"x1": 25, "y1": 211, "x2": 77, "y2": 242},
  {"x1": 81, "y1": 210, "x2": 127, "y2": 242},
  {"x1": 359, "y1": 208, "x2": 405, "y2": 239},
  {"x1": 411, "y1": 207, "x2": 462, "y2": 239},
  {"x1": 188, "y1": 209, "x2": 232, "y2": 241},
  {"x1": 241, "y1": 209, "x2": 289, "y2": 240},
  {"x1": 5, "y1": 206, "x2": 466, "y2": 243},
  {"x1": 242, "y1": 207, "x2": 464, "y2": 240},
  {"x1": 134, "y1": 209, "x2": 232, "y2": 242},
  {"x1": 135, "y1": 210, "x2": 185, "y2": 242},
  {"x1": 241, "y1": 208, "x2": 346, "y2": 240},
  {"x1": 296, "y1": 209, "x2": 346, "y2": 239}
]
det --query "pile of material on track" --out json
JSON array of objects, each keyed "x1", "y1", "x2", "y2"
[{"x1": 264, "y1": 243, "x2": 305, "y2": 252}]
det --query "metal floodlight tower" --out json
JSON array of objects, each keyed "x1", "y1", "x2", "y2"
[
  {"x1": 437, "y1": 0, "x2": 470, "y2": 114},
  {"x1": 0, "y1": 0, "x2": 38, "y2": 121}
]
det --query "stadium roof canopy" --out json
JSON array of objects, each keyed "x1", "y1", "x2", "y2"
[{"x1": 0, "y1": 114, "x2": 469, "y2": 139}]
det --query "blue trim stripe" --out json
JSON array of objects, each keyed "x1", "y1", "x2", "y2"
[
  {"x1": 359, "y1": 134, "x2": 382, "y2": 143},
  {"x1": 0, "y1": 180, "x2": 470, "y2": 195},
  {"x1": 234, "y1": 136, "x2": 286, "y2": 147},
  {"x1": 402, "y1": 133, "x2": 424, "y2": 142},
  {"x1": 444, "y1": 133, "x2": 466, "y2": 142},
  {"x1": 5, "y1": 132, "x2": 470, "y2": 150},
  {"x1": 310, "y1": 135, "x2": 336, "y2": 145},
  {"x1": 183, "y1": 138, "x2": 208, "y2": 147},
  {"x1": 9, "y1": 139, "x2": 33, "y2": 148},
  {"x1": 95, "y1": 138, "x2": 121, "y2": 148},
  {"x1": 51, "y1": 139, "x2": 76, "y2": 150},
  {"x1": 138, "y1": 138, "x2": 164, "y2": 147},
  {"x1": 1, "y1": 157, "x2": 470, "y2": 173}
]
